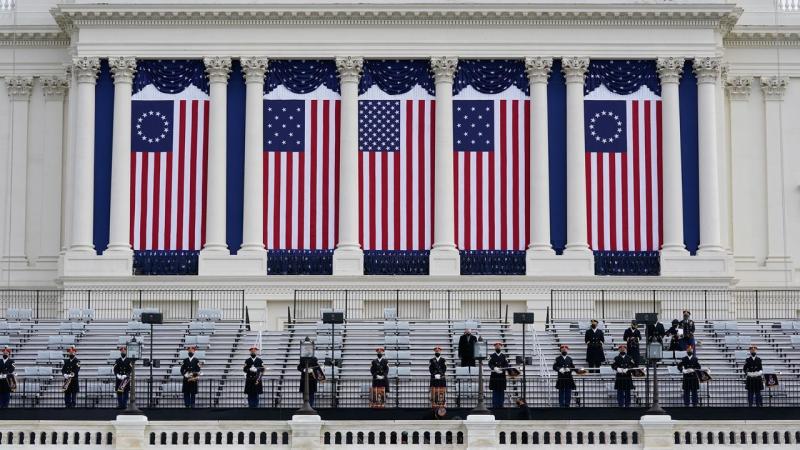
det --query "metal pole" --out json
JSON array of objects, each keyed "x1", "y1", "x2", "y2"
[
  {"x1": 331, "y1": 321, "x2": 336, "y2": 408},
  {"x1": 522, "y1": 324, "x2": 527, "y2": 401},
  {"x1": 296, "y1": 358, "x2": 316, "y2": 415},
  {"x1": 123, "y1": 358, "x2": 142, "y2": 415},
  {"x1": 149, "y1": 323, "x2": 154, "y2": 409},
  {"x1": 471, "y1": 357, "x2": 490, "y2": 415}
]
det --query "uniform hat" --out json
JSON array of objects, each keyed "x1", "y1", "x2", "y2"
[
  {"x1": 376, "y1": 347, "x2": 385, "y2": 353},
  {"x1": 685, "y1": 344, "x2": 694, "y2": 351},
  {"x1": 2, "y1": 346, "x2": 11, "y2": 354},
  {"x1": 590, "y1": 319, "x2": 598, "y2": 324},
  {"x1": 559, "y1": 344, "x2": 569, "y2": 350},
  {"x1": 682, "y1": 310, "x2": 691, "y2": 315},
  {"x1": 249, "y1": 345, "x2": 259, "y2": 351},
  {"x1": 618, "y1": 343, "x2": 627, "y2": 350},
  {"x1": 186, "y1": 345, "x2": 197, "y2": 351},
  {"x1": 671, "y1": 319, "x2": 680, "y2": 325},
  {"x1": 493, "y1": 342, "x2": 503, "y2": 347},
  {"x1": 433, "y1": 346, "x2": 442, "y2": 352},
  {"x1": 118, "y1": 345, "x2": 127, "y2": 351},
  {"x1": 66, "y1": 346, "x2": 77, "y2": 354},
  {"x1": 749, "y1": 344, "x2": 758, "y2": 350}
]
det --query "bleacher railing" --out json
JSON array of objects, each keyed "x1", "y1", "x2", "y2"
[
  {"x1": 0, "y1": 289, "x2": 246, "y2": 321},
  {"x1": 8, "y1": 375, "x2": 800, "y2": 409},
  {"x1": 550, "y1": 289, "x2": 800, "y2": 321},
  {"x1": 293, "y1": 289, "x2": 503, "y2": 321}
]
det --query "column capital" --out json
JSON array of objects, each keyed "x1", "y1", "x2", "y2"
[
  {"x1": 561, "y1": 57, "x2": 590, "y2": 83},
  {"x1": 240, "y1": 57, "x2": 269, "y2": 83},
  {"x1": 109, "y1": 56, "x2": 137, "y2": 83},
  {"x1": 335, "y1": 56, "x2": 364, "y2": 83},
  {"x1": 656, "y1": 57, "x2": 685, "y2": 84},
  {"x1": 725, "y1": 76, "x2": 752, "y2": 101},
  {"x1": 203, "y1": 57, "x2": 232, "y2": 83},
  {"x1": 760, "y1": 76, "x2": 788, "y2": 101},
  {"x1": 524, "y1": 57, "x2": 553, "y2": 84},
  {"x1": 430, "y1": 56, "x2": 458, "y2": 83},
  {"x1": 42, "y1": 77, "x2": 69, "y2": 99},
  {"x1": 5, "y1": 76, "x2": 33, "y2": 100},
  {"x1": 692, "y1": 57, "x2": 722, "y2": 84},
  {"x1": 72, "y1": 56, "x2": 101, "y2": 83}
]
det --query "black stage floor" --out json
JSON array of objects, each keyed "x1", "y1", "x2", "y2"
[{"x1": 1, "y1": 407, "x2": 799, "y2": 421}]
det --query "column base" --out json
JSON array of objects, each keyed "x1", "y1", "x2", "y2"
[
  {"x1": 289, "y1": 414, "x2": 322, "y2": 450},
  {"x1": 429, "y1": 246, "x2": 460, "y2": 276},
  {"x1": 113, "y1": 414, "x2": 149, "y2": 450},
  {"x1": 639, "y1": 414, "x2": 674, "y2": 449},
  {"x1": 59, "y1": 249, "x2": 133, "y2": 277},
  {"x1": 332, "y1": 245, "x2": 364, "y2": 276},
  {"x1": 464, "y1": 414, "x2": 498, "y2": 450},
  {"x1": 199, "y1": 248, "x2": 267, "y2": 276},
  {"x1": 734, "y1": 256, "x2": 795, "y2": 285},
  {"x1": 660, "y1": 251, "x2": 734, "y2": 277},
  {"x1": 527, "y1": 248, "x2": 593, "y2": 276}
]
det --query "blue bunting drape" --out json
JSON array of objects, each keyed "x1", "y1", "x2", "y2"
[
  {"x1": 358, "y1": 60, "x2": 435, "y2": 96},
  {"x1": 133, "y1": 251, "x2": 199, "y2": 275},
  {"x1": 453, "y1": 60, "x2": 529, "y2": 95},
  {"x1": 593, "y1": 251, "x2": 660, "y2": 276},
  {"x1": 585, "y1": 60, "x2": 661, "y2": 96},
  {"x1": 264, "y1": 60, "x2": 340, "y2": 95},
  {"x1": 133, "y1": 60, "x2": 208, "y2": 95}
]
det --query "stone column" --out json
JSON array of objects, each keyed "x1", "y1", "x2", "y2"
[
  {"x1": 726, "y1": 76, "x2": 757, "y2": 269},
  {"x1": 61, "y1": 65, "x2": 76, "y2": 254},
  {"x1": 200, "y1": 57, "x2": 232, "y2": 254},
  {"x1": 560, "y1": 57, "x2": 593, "y2": 274},
  {"x1": 525, "y1": 57, "x2": 554, "y2": 258},
  {"x1": 2, "y1": 76, "x2": 33, "y2": 264},
  {"x1": 693, "y1": 57, "x2": 724, "y2": 254},
  {"x1": 106, "y1": 57, "x2": 137, "y2": 255},
  {"x1": 656, "y1": 57, "x2": 687, "y2": 255},
  {"x1": 332, "y1": 56, "x2": 364, "y2": 276},
  {"x1": 239, "y1": 57, "x2": 269, "y2": 259},
  {"x1": 68, "y1": 57, "x2": 101, "y2": 255},
  {"x1": 760, "y1": 76, "x2": 794, "y2": 277},
  {"x1": 429, "y1": 56, "x2": 461, "y2": 276},
  {"x1": 40, "y1": 77, "x2": 69, "y2": 264}
]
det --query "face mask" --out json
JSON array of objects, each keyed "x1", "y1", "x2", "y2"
[
  {"x1": 750, "y1": 352, "x2": 756, "y2": 357},
  {"x1": 120, "y1": 353, "x2": 127, "y2": 358},
  {"x1": 2, "y1": 355, "x2": 7, "y2": 359},
  {"x1": 188, "y1": 352, "x2": 194, "y2": 357},
  {"x1": 631, "y1": 324, "x2": 637, "y2": 329},
  {"x1": 434, "y1": 352, "x2": 441, "y2": 357},
  {"x1": 377, "y1": 353, "x2": 383, "y2": 358},
  {"x1": 69, "y1": 354, "x2": 75, "y2": 359},
  {"x1": 687, "y1": 351, "x2": 693, "y2": 356},
  {"x1": 620, "y1": 351, "x2": 626, "y2": 355},
  {"x1": 561, "y1": 351, "x2": 567, "y2": 356},
  {"x1": 683, "y1": 315, "x2": 689, "y2": 320},
  {"x1": 250, "y1": 353, "x2": 257, "y2": 358},
  {"x1": 591, "y1": 324, "x2": 597, "y2": 329}
]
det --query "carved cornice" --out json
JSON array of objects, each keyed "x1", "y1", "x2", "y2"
[
  {"x1": 524, "y1": 57, "x2": 553, "y2": 84},
  {"x1": 5, "y1": 76, "x2": 33, "y2": 100},
  {"x1": 203, "y1": 57, "x2": 232, "y2": 83},
  {"x1": 693, "y1": 57, "x2": 722, "y2": 84},
  {"x1": 656, "y1": 57, "x2": 685, "y2": 84},
  {"x1": 51, "y1": 4, "x2": 742, "y2": 32},
  {"x1": 430, "y1": 57, "x2": 458, "y2": 84},
  {"x1": 335, "y1": 56, "x2": 363, "y2": 84},
  {"x1": 724, "y1": 27, "x2": 800, "y2": 48},
  {"x1": 0, "y1": 27, "x2": 69, "y2": 47},
  {"x1": 109, "y1": 56, "x2": 137, "y2": 83},
  {"x1": 725, "y1": 76, "x2": 752, "y2": 101},
  {"x1": 561, "y1": 57, "x2": 590, "y2": 83},
  {"x1": 760, "y1": 76, "x2": 788, "y2": 101},
  {"x1": 240, "y1": 57, "x2": 269, "y2": 83},
  {"x1": 42, "y1": 77, "x2": 69, "y2": 98},
  {"x1": 72, "y1": 56, "x2": 100, "y2": 83}
]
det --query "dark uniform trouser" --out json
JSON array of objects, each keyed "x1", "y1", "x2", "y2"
[
  {"x1": 616, "y1": 389, "x2": 631, "y2": 407},
  {"x1": 683, "y1": 389, "x2": 698, "y2": 406},
  {"x1": 183, "y1": 393, "x2": 196, "y2": 408},
  {"x1": 117, "y1": 391, "x2": 129, "y2": 408},
  {"x1": 558, "y1": 389, "x2": 572, "y2": 407},
  {"x1": 0, "y1": 391, "x2": 9, "y2": 408},
  {"x1": 491, "y1": 390, "x2": 504, "y2": 408},
  {"x1": 248, "y1": 394, "x2": 259, "y2": 408},
  {"x1": 64, "y1": 392, "x2": 77, "y2": 408},
  {"x1": 748, "y1": 391, "x2": 762, "y2": 407}
]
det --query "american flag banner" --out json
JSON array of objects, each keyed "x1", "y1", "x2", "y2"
[
  {"x1": 452, "y1": 92, "x2": 531, "y2": 251},
  {"x1": 358, "y1": 93, "x2": 435, "y2": 251},
  {"x1": 263, "y1": 88, "x2": 340, "y2": 250},
  {"x1": 130, "y1": 90, "x2": 209, "y2": 251},
  {"x1": 584, "y1": 85, "x2": 663, "y2": 251}
]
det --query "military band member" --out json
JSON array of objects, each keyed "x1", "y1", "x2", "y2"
[
  {"x1": 371, "y1": 347, "x2": 390, "y2": 393},
  {"x1": 113, "y1": 346, "x2": 133, "y2": 409},
  {"x1": 429, "y1": 346, "x2": 447, "y2": 388},
  {"x1": 623, "y1": 321, "x2": 642, "y2": 364},
  {"x1": 61, "y1": 346, "x2": 80, "y2": 408},
  {"x1": 678, "y1": 310, "x2": 696, "y2": 351},
  {"x1": 0, "y1": 347, "x2": 15, "y2": 408},
  {"x1": 180, "y1": 345, "x2": 202, "y2": 408},
  {"x1": 297, "y1": 351, "x2": 319, "y2": 407},
  {"x1": 647, "y1": 319, "x2": 666, "y2": 345},
  {"x1": 553, "y1": 344, "x2": 576, "y2": 407},
  {"x1": 743, "y1": 345, "x2": 764, "y2": 407},
  {"x1": 611, "y1": 344, "x2": 637, "y2": 408},
  {"x1": 665, "y1": 320, "x2": 681, "y2": 351},
  {"x1": 457, "y1": 329, "x2": 477, "y2": 367},
  {"x1": 488, "y1": 342, "x2": 509, "y2": 409},
  {"x1": 677, "y1": 345, "x2": 701, "y2": 406},
  {"x1": 243, "y1": 345, "x2": 265, "y2": 408},
  {"x1": 585, "y1": 320, "x2": 605, "y2": 370}
]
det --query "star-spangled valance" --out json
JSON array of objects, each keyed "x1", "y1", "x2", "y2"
[
  {"x1": 264, "y1": 60, "x2": 340, "y2": 95},
  {"x1": 453, "y1": 59, "x2": 529, "y2": 95},
  {"x1": 358, "y1": 60, "x2": 435, "y2": 96},
  {"x1": 133, "y1": 60, "x2": 208, "y2": 95},
  {"x1": 585, "y1": 60, "x2": 661, "y2": 96}
]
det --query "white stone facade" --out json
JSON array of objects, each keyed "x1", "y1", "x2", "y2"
[{"x1": 0, "y1": 0, "x2": 798, "y2": 289}]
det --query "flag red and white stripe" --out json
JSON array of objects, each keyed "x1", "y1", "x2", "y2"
[
  {"x1": 130, "y1": 99, "x2": 209, "y2": 250},
  {"x1": 358, "y1": 99, "x2": 435, "y2": 251},
  {"x1": 454, "y1": 99, "x2": 531, "y2": 251},
  {"x1": 263, "y1": 99, "x2": 340, "y2": 250},
  {"x1": 585, "y1": 99, "x2": 663, "y2": 251}
]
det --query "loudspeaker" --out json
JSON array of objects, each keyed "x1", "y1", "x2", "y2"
[
  {"x1": 635, "y1": 312, "x2": 658, "y2": 325},
  {"x1": 141, "y1": 312, "x2": 163, "y2": 325},
  {"x1": 322, "y1": 312, "x2": 344, "y2": 324},
  {"x1": 513, "y1": 312, "x2": 534, "y2": 324}
]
